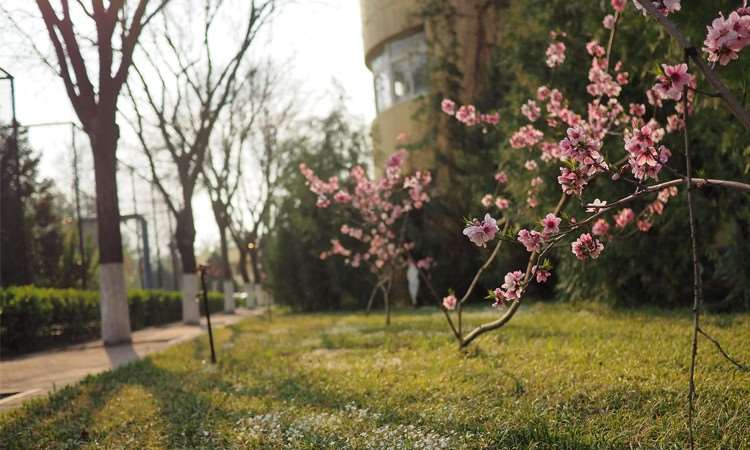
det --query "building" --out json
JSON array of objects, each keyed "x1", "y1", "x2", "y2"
[{"x1": 359, "y1": 0, "x2": 499, "y2": 170}]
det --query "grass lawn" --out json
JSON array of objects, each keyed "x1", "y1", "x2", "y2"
[{"x1": 1, "y1": 303, "x2": 748, "y2": 449}]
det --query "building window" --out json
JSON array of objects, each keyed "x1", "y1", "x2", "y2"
[{"x1": 371, "y1": 31, "x2": 428, "y2": 113}]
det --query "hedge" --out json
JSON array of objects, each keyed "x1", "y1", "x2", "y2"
[{"x1": 0, "y1": 286, "x2": 230, "y2": 357}]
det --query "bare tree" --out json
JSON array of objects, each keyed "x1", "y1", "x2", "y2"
[
  {"x1": 200, "y1": 65, "x2": 277, "y2": 312},
  {"x1": 203, "y1": 63, "x2": 290, "y2": 310},
  {"x1": 31, "y1": 0, "x2": 170, "y2": 344},
  {"x1": 229, "y1": 94, "x2": 297, "y2": 310},
  {"x1": 126, "y1": 0, "x2": 275, "y2": 323}
]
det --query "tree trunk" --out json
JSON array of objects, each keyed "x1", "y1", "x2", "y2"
[
  {"x1": 90, "y1": 120, "x2": 131, "y2": 344},
  {"x1": 217, "y1": 221, "x2": 234, "y2": 313},
  {"x1": 175, "y1": 206, "x2": 199, "y2": 324},
  {"x1": 237, "y1": 248, "x2": 255, "y2": 308}
]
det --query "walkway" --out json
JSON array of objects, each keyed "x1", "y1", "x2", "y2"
[{"x1": 0, "y1": 308, "x2": 261, "y2": 412}]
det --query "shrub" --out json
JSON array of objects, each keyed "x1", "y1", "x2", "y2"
[{"x1": 0, "y1": 286, "x2": 225, "y2": 356}]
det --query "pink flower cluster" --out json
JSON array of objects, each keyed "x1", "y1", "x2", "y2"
[
  {"x1": 614, "y1": 208, "x2": 635, "y2": 228},
  {"x1": 557, "y1": 168, "x2": 588, "y2": 196},
  {"x1": 493, "y1": 270, "x2": 525, "y2": 305},
  {"x1": 652, "y1": 64, "x2": 695, "y2": 101},
  {"x1": 624, "y1": 122, "x2": 671, "y2": 181},
  {"x1": 571, "y1": 233, "x2": 605, "y2": 261},
  {"x1": 545, "y1": 41, "x2": 566, "y2": 68},
  {"x1": 441, "y1": 99, "x2": 500, "y2": 127},
  {"x1": 517, "y1": 213, "x2": 561, "y2": 253},
  {"x1": 300, "y1": 163, "x2": 340, "y2": 208},
  {"x1": 509, "y1": 125, "x2": 544, "y2": 149},
  {"x1": 301, "y1": 149, "x2": 432, "y2": 275},
  {"x1": 703, "y1": 5, "x2": 750, "y2": 66},
  {"x1": 521, "y1": 100, "x2": 541, "y2": 122},
  {"x1": 463, "y1": 214, "x2": 499, "y2": 248},
  {"x1": 558, "y1": 126, "x2": 609, "y2": 176}
]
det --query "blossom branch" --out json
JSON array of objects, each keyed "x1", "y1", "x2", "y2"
[
  {"x1": 632, "y1": 0, "x2": 750, "y2": 129},
  {"x1": 460, "y1": 194, "x2": 570, "y2": 348},
  {"x1": 458, "y1": 220, "x2": 510, "y2": 306}
]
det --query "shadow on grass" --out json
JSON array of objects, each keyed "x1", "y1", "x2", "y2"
[{"x1": 0, "y1": 345, "x2": 237, "y2": 449}]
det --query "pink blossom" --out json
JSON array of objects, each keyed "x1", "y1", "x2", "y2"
[
  {"x1": 557, "y1": 168, "x2": 588, "y2": 196},
  {"x1": 521, "y1": 100, "x2": 542, "y2": 122},
  {"x1": 637, "y1": 219, "x2": 653, "y2": 232},
  {"x1": 481, "y1": 194, "x2": 494, "y2": 208},
  {"x1": 530, "y1": 176, "x2": 544, "y2": 188},
  {"x1": 495, "y1": 197, "x2": 510, "y2": 209},
  {"x1": 592, "y1": 218, "x2": 610, "y2": 236},
  {"x1": 545, "y1": 41, "x2": 567, "y2": 68},
  {"x1": 441, "y1": 98, "x2": 456, "y2": 115},
  {"x1": 586, "y1": 41, "x2": 606, "y2": 58},
  {"x1": 703, "y1": 9, "x2": 750, "y2": 66},
  {"x1": 518, "y1": 229, "x2": 544, "y2": 253},
  {"x1": 653, "y1": 63, "x2": 694, "y2": 101},
  {"x1": 387, "y1": 149, "x2": 407, "y2": 168},
  {"x1": 510, "y1": 125, "x2": 544, "y2": 149},
  {"x1": 524, "y1": 160, "x2": 539, "y2": 171},
  {"x1": 624, "y1": 124, "x2": 670, "y2": 180},
  {"x1": 611, "y1": 0, "x2": 626, "y2": 12},
  {"x1": 456, "y1": 104, "x2": 478, "y2": 126},
  {"x1": 629, "y1": 103, "x2": 646, "y2": 117},
  {"x1": 666, "y1": 114, "x2": 685, "y2": 133},
  {"x1": 527, "y1": 196, "x2": 539, "y2": 209},
  {"x1": 537, "y1": 86, "x2": 551, "y2": 101},
  {"x1": 541, "y1": 213, "x2": 561, "y2": 237},
  {"x1": 603, "y1": 14, "x2": 616, "y2": 30},
  {"x1": 571, "y1": 233, "x2": 605, "y2": 260},
  {"x1": 614, "y1": 208, "x2": 635, "y2": 228},
  {"x1": 442, "y1": 294, "x2": 457, "y2": 310},
  {"x1": 481, "y1": 112, "x2": 501, "y2": 125},
  {"x1": 558, "y1": 126, "x2": 608, "y2": 176},
  {"x1": 334, "y1": 190, "x2": 352, "y2": 203},
  {"x1": 463, "y1": 214, "x2": 499, "y2": 248},
  {"x1": 495, "y1": 171, "x2": 508, "y2": 184},
  {"x1": 494, "y1": 270, "x2": 525, "y2": 304},
  {"x1": 532, "y1": 265, "x2": 552, "y2": 283}
]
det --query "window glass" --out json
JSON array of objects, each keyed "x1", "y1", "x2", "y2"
[{"x1": 370, "y1": 31, "x2": 427, "y2": 113}]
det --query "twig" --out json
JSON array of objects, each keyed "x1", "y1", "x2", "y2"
[
  {"x1": 682, "y1": 55, "x2": 701, "y2": 450},
  {"x1": 458, "y1": 221, "x2": 510, "y2": 306},
  {"x1": 698, "y1": 327, "x2": 749, "y2": 372}
]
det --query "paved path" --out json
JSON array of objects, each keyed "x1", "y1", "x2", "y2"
[{"x1": 0, "y1": 308, "x2": 262, "y2": 412}]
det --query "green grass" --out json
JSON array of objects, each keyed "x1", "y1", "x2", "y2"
[{"x1": 1, "y1": 303, "x2": 749, "y2": 449}]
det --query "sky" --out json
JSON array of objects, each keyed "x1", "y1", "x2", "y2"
[{"x1": 0, "y1": 0, "x2": 375, "y2": 253}]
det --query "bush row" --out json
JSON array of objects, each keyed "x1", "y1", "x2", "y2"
[{"x1": 0, "y1": 286, "x2": 230, "y2": 357}]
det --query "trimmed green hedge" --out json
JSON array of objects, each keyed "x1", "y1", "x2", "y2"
[{"x1": 0, "y1": 286, "x2": 228, "y2": 357}]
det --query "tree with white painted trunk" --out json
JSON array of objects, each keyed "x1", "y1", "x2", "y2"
[
  {"x1": 32, "y1": 0, "x2": 171, "y2": 344},
  {"x1": 126, "y1": 0, "x2": 276, "y2": 323}
]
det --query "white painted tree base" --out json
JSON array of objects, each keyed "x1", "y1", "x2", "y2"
[
  {"x1": 223, "y1": 280, "x2": 235, "y2": 313},
  {"x1": 244, "y1": 284, "x2": 256, "y2": 308},
  {"x1": 99, "y1": 262, "x2": 132, "y2": 345},
  {"x1": 254, "y1": 284, "x2": 264, "y2": 307},
  {"x1": 181, "y1": 273, "x2": 200, "y2": 324}
]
